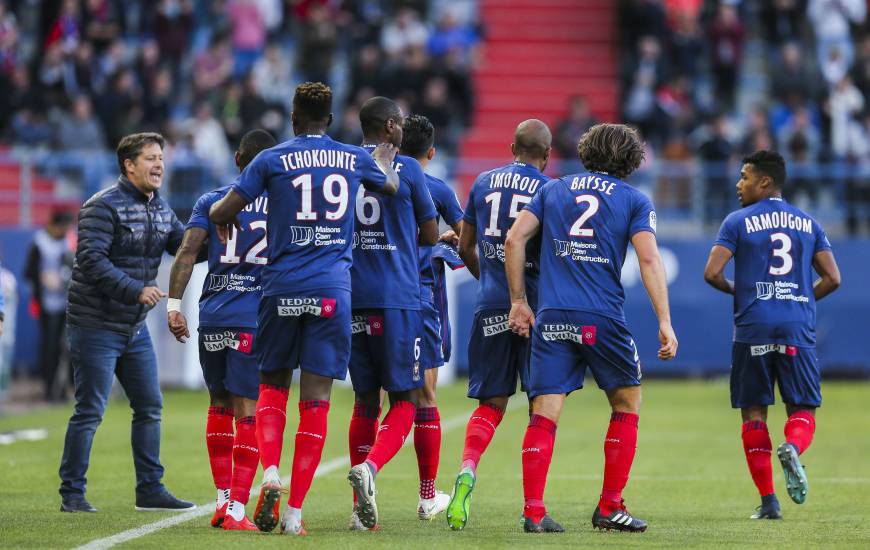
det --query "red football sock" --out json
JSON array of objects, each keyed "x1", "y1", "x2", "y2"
[
  {"x1": 784, "y1": 411, "x2": 816, "y2": 454},
  {"x1": 255, "y1": 384, "x2": 289, "y2": 470},
  {"x1": 348, "y1": 402, "x2": 379, "y2": 504},
  {"x1": 461, "y1": 403, "x2": 505, "y2": 471},
  {"x1": 206, "y1": 406, "x2": 234, "y2": 490},
  {"x1": 365, "y1": 400, "x2": 416, "y2": 472},
  {"x1": 742, "y1": 420, "x2": 775, "y2": 497},
  {"x1": 289, "y1": 400, "x2": 329, "y2": 508},
  {"x1": 599, "y1": 412, "x2": 639, "y2": 515},
  {"x1": 230, "y1": 416, "x2": 258, "y2": 505},
  {"x1": 522, "y1": 414, "x2": 556, "y2": 523},
  {"x1": 414, "y1": 407, "x2": 441, "y2": 500}
]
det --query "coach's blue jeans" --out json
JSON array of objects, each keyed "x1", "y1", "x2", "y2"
[{"x1": 59, "y1": 324, "x2": 165, "y2": 499}]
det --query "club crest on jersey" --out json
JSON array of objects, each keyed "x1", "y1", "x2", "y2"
[
  {"x1": 756, "y1": 282, "x2": 774, "y2": 300},
  {"x1": 649, "y1": 211, "x2": 657, "y2": 232},
  {"x1": 541, "y1": 324, "x2": 597, "y2": 345},
  {"x1": 750, "y1": 344, "x2": 798, "y2": 357},
  {"x1": 207, "y1": 274, "x2": 228, "y2": 291},
  {"x1": 290, "y1": 226, "x2": 314, "y2": 246},
  {"x1": 413, "y1": 361, "x2": 420, "y2": 382},
  {"x1": 481, "y1": 313, "x2": 510, "y2": 336},
  {"x1": 202, "y1": 330, "x2": 254, "y2": 353},
  {"x1": 276, "y1": 297, "x2": 336, "y2": 317}
]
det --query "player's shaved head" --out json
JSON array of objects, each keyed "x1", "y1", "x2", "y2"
[
  {"x1": 513, "y1": 119, "x2": 552, "y2": 159},
  {"x1": 237, "y1": 129, "x2": 277, "y2": 169},
  {"x1": 359, "y1": 96, "x2": 403, "y2": 138},
  {"x1": 577, "y1": 123, "x2": 645, "y2": 179},
  {"x1": 292, "y1": 81, "x2": 333, "y2": 125}
]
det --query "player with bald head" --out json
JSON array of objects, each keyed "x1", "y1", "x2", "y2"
[{"x1": 445, "y1": 119, "x2": 552, "y2": 532}]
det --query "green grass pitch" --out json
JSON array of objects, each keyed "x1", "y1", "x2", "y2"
[{"x1": 2, "y1": 381, "x2": 869, "y2": 549}]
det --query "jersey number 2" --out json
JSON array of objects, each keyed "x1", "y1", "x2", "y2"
[
  {"x1": 569, "y1": 195, "x2": 599, "y2": 237},
  {"x1": 220, "y1": 221, "x2": 267, "y2": 265},
  {"x1": 769, "y1": 232, "x2": 793, "y2": 275}
]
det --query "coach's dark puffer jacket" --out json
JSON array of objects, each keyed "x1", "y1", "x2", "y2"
[{"x1": 67, "y1": 176, "x2": 184, "y2": 334}]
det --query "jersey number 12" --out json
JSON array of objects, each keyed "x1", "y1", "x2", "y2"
[{"x1": 220, "y1": 221, "x2": 267, "y2": 265}]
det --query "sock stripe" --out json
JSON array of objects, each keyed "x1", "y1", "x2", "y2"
[
  {"x1": 610, "y1": 412, "x2": 639, "y2": 426},
  {"x1": 208, "y1": 406, "x2": 234, "y2": 417},
  {"x1": 480, "y1": 402, "x2": 506, "y2": 418},
  {"x1": 299, "y1": 399, "x2": 330, "y2": 411},
  {"x1": 259, "y1": 383, "x2": 289, "y2": 395},
  {"x1": 236, "y1": 415, "x2": 255, "y2": 425},
  {"x1": 743, "y1": 420, "x2": 768, "y2": 433},
  {"x1": 528, "y1": 414, "x2": 557, "y2": 435},
  {"x1": 415, "y1": 406, "x2": 440, "y2": 423},
  {"x1": 352, "y1": 402, "x2": 380, "y2": 419}
]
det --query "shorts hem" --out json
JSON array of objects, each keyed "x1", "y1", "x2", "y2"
[{"x1": 527, "y1": 384, "x2": 583, "y2": 399}]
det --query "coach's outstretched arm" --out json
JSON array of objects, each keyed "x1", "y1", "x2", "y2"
[
  {"x1": 166, "y1": 227, "x2": 208, "y2": 343},
  {"x1": 632, "y1": 231, "x2": 678, "y2": 360},
  {"x1": 457, "y1": 221, "x2": 480, "y2": 279},
  {"x1": 505, "y1": 210, "x2": 541, "y2": 338},
  {"x1": 703, "y1": 245, "x2": 736, "y2": 295},
  {"x1": 812, "y1": 250, "x2": 841, "y2": 300}
]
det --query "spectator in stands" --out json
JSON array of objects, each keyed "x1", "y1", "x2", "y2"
[
  {"x1": 784, "y1": 132, "x2": 819, "y2": 206},
  {"x1": 808, "y1": 0, "x2": 865, "y2": 89},
  {"x1": 381, "y1": 7, "x2": 429, "y2": 61},
  {"x1": 427, "y1": 7, "x2": 479, "y2": 66},
  {"x1": 770, "y1": 42, "x2": 821, "y2": 104},
  {"x1": 415, "y1": 76, "x2": 455, "y2": 152},
  {"x1": 151, "y1": 0, "x2": 194, "y2": 76},
  {"x1": 59, "y1": 132, "x2": 193, "y2": 513},
  {"x1": 296, "y1": 1, "x2": 338, "y2": 84},
  {"x1": 740, "y1": 104, "x2": 772, "y2": 154},
  {"x1": 850, "y1": 35, "x2": 870, "y2": 98},
  {"x1": 67, "y1": 42, "x2": 95, "y2": 96},
  {"x1": 846, "y1": 110, "x2": 870, "y2": 234},
  {"x1": 332, "y1": 102, "x2": 364, "y2": 146},
  {"x1": 25, "y1": 210, "x2": 75, "y2": 401},
  {"x1": 670, "y1": 11, "x2": 703, "y2": 81},
  {"x1": 777, "y1": 107, "x2": 821, "y2": 161},
  {"x1": 443, "y1": 48, "x2": 475, "y2": 127},
  {"x1": 698, "y1": 113, "x2": 735, "y2": 224},
  {"x1": 707, "y1": 2, "x2": 745, "y2": 109},
  {"x1": 350, "y1": 44, "x2": 386, "y2": 99},
  {"x1": 82, "y1": 0, "x2": 121, "y2": 53},
  {"x1": 193, "y1": 34, "x2": 233, "y2": 99},
  {"x1": 619, "y1": 0, "x2": 670, "y2": 53},
  {"x1": 554, "y1": 95, "x2": 598, "y2": 163},
  {"x1": 96, "y1": 69, "x2": 141, "y2": 147},
  {"x1": 0, "y1": 1, "x2": 20, "y2": 75},
  {"x1": 55, "y1": 95, "x2": 106, "y2": 151},
  {"x1": 228, "y1": 0, "x2": 266, "y2": 78},
  {"x1": 188, "y1": 102, "x2": 231, "y2": 177},
  {"x1": 142, "y1": 67, "x2": 173, "y2": 132},
  {"x1": 760, "y1": 0, "x2": 804, "y2": 46},
  {"x1": 11, "y1": 108, "x2": 53, "y2": 148},
  {"x1": 45, "y1": 0, "x2": 82, "y2": 56},
  {"x1": 623, "y1": 35, "x2": 668, "y2": 145},
  {"x1": 253, "y1": 41, "x2": 294, "y2": 111},
  {"x1": 827, "y1": 75, "x2": 865, "y2": 159}
]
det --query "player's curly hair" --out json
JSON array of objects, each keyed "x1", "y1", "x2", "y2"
[
  {"x1": 401, "y1": 114, "x2": 435, "y2": 159},
  {"x1": 293, "y1": 82, "x2": 332, "y2": 121},
  {"x1": 577, "y1": 123, "x2": 645, "y2": 180}
]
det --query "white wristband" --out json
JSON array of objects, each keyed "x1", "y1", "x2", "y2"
[{"x1": 167, "y1": 298, "x2": 182, "y2": 313}]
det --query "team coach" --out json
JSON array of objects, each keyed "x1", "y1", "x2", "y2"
[{"x1": 59, "y1": 132, "x2": 194, "y2": 513}]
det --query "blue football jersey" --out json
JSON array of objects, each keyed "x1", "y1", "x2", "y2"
[
  {"x1": 463, "y1": 161, "x2": 546, "y2": 311},
  {"x1": 714, "y1": 197, "x2": 831, "y2": 346},
  {"x1": 233, "y1": 134, "x2": 387, "y2": 296},
  {"x1": 524, "y1": 172, "x2": 656, "y2": 321},
  {"x1": 419, "y1": 174, "x2": 464, "y2": 292},
  {"x1": 351, "y1": 145, "x2": 438, "y2": 309},
  {"x1": 187, "y1": 183, "x2": 268, "y2": 328}
]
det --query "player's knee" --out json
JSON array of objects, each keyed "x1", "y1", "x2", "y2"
[
  {"x1": 607, "y1": 385, "x2": 641, "y2": 413},
  {"x1": 741, "y1": 406, "x2": 768, "y2": 423},
  {"x1": 209, "y1": 390, "x2": 233, "y2": 409},
  {"x1": 529, "y1": 394, "x2": 563, "y2": 423},
  {"x1": 481, "y1": 396, "x2": 508, "y2": 412},
  {"x1": 785, "y1": 403, "x2": 816, "y2": 417},
  {"x1": 355, "y1": 390, "x2": 380, "y2": 409},
  {"x1": 260, "y1": 369, "x2": 292, "y2": 388},
  {"x1": 389, "y1": 390, "x2": 417, "y2": 407},
  {"x1": 417, "y1": 384, "x2": 437, "y2": 408}
]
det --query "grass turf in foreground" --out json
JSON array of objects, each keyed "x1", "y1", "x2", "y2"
[{"x1": 1, "y1": 381, "x2": 868, "y2": 549}]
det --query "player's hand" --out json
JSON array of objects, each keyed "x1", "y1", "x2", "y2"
[
  {"x1": 657, "y1": 321, "x2": 678, "y2": 360},
  {"x1": 216, "y1": 217, "x2": 241, "y2": 244},
  {"x1": 372, "y1": 142, "x2": 398, "y2": 166},
  {"x1": 167, "y1": 310, "x2": 190, "y2": 343},
  {"x1": 138, "y1": 286, "x2": 167, "y2": 307},
  {"x1": 439, "y1": 230, "x2": 459, "y2": 246},
  {"x1": 508, "y1": 300, "x2": 535, "y2": 338}
]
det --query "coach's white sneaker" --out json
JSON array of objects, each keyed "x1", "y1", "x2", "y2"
[
  {"x1": 348, "y1": 464, "x2": 379, "y2": 529},
  {"x1": 280, "y1": 505, "x2": 306, "y2": 536},
  {"x1": 417, "y1": 491, "x2": 450, "y2": 520}
]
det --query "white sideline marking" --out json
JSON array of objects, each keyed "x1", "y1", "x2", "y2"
[{"x1": 74, "y1": 402, "x2": 521, "y2": 550}]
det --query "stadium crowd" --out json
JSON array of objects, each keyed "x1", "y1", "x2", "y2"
[
  {"x1": 617, "y1": 0, "x2": 870, "y2": 232},
  {"x1": 0, "y1": 0, "x2": 479, "y2": 210}
]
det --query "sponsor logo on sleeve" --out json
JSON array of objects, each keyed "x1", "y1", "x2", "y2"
[{"x1": 649, "y1": 211, "x2": 657, "y2": 232}]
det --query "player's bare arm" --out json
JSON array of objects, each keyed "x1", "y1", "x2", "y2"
[
  {"x1": 505, "y1": 210, "x2": 540, "y2": 338},
  {"x1": 632, "y1": 231, "x2": 678, "y2": 360},
  {"x1": 457, "y1": 221, "x2": 480, "y2": 279},
  {"x1": 208, "y1": 190, "x2": 246, "y2": 242},
  {"x1": 812, "y1": 249, "x2": 841, "y2": 301},
  {"x1": 371, "y1": 143, "x2": 401, "y2": 195},
  {"x1": 418, "y1": 217, "x2": 439, "y2": 246},
  {"x1": 704, "y1": 245, "x2": 736, "y2": 295},
  {"x1": 167, "y1": 227, "x2": 207, "y2": 343}
]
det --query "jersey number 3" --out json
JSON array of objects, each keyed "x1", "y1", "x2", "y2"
[{"x1": 769, "y1": 232, "x2": 793, "y2": 275}]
